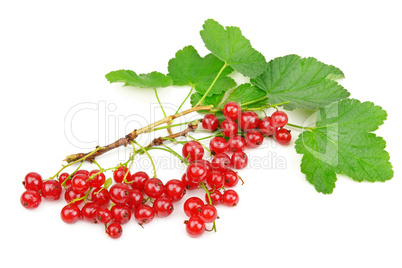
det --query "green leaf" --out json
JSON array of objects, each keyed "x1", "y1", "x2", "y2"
[
  {"x1": 251, "y1": 54, "x2": 350, "y2": 110},
  {"x1": 200, "y1": 19, "x2": 267, "y2": 78},
  {"x1": 190, "y1": 91, "x2": 226, "y2": 108},
  {"x1": 295, "y1": 99, "x2": 393, "y2": 194},
  {"x1": 168, "y1": 45, "x2": 236, "y2": 97},
  {"x1": 103, "y1": 178, "x2": 113, "y2": 190},
  {"x1": 219, "y1": 83, "x2": 268, "y2": 109},
  {"x1": 105, "y1": 70, "x2": 172, "y2": 88}
]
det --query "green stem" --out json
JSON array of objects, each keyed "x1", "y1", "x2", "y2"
[
  {"x1": 122, "y1": 143, "x2": 137, "y2": 183},
  {"x1": 153, "y1": 88, "x2": 167, "y2": 118},
  {"x1": 195, "y1": 62, "x2": 228, "y2": 107},
  {"x1": 160, "y1": 144, "x2": 189, "y2": 165},
  {"x1": 287, "y1": 123, "x2": 313, "y2": 131},
  {"x1": 133, "y1": 140, "x2": 157, "y2": 178},
  {"x1": 200, "y1": 182, "x2": 217, "y2": 232},
  {"x1": 175, "y1": 85, "x2": 194, "y2": 114}
]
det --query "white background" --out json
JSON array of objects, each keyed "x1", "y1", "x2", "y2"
[{"x1": 1, "y1": 0, "x2": 401, "y2": 267}]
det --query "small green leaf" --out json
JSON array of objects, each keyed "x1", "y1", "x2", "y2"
[
  {"x1": 220, "y1": 83, "x2": 268, "y2": 109},
  {"x1": 295, "y1": 99, "x2": 393, "y2": 194},
  {"x1": 103, "y1": 178, "x2": 113, "y2": 190},
  {"x1": 190, "y1": 91, "x2": 226, "y2": 108},
  {"x1": 200, "y1": 19, "x2": 267, "y2": 78},
  {"x1": 105, "y1": 70, "x2": 172, "y2": 88}
]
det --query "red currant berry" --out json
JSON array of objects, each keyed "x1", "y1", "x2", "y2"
[
  {"x1": 239, "y1": 111, "x2": 259, "y2": 131},
  {"x1": 20, "y1": 190, "x2": 41, "y2": 209},
  {"x1": 231, "y1": 151, "x2": 248, "y2": 169},
  {"x1": 134, "y1": 204, "x2": 155, "y2": 225},
  {"x1": 71, "y1": 174, "x2": 89, "y2": 194},
  {"x1": 88, "y1": 170, "x2": 106, "y2": 188},
  {"x1": 164, "y1": 179, "x2": 186, "y2": 202},
  {"x1": 127, "y1": 189, "x2": 144, "y2": 211},
  {"x1": 211, "y1": 153, "x2": 231, "y2": 172},
  {"x1": 64, "y1": 188, "x2": 85, "y2": 205},
  {"x1": 220, "y1": 119, "x2": 238, "y2": 137},
  {"x1": 183, "y1": 197, "x2": 204, "y2": 217},
  {"x1": 81, "y1": 202, "x2": 100, "y2": 223},
  {"x1": 60, "y1": 204, "x2": 81, "y2": 223},
  {"x1": 92, "y1": 187, "x2": 110, "y2": 206},
  {"x1": 58, "y1": 172, "x2": 71, "y2": 188},
  {"x1": 182, "y1": 140, "x2": 204, "y2": 162},
  {"x1": 194, "y1": 159, "x2": 213, "y2": 173},
  {"x1": 206, "y1": 170, "x2": 224, "y2": 189},
  {"x1": 209, "y1": 137, "x2": 228, "y2": 155},
  {"x1": 73, "y1": 170, "x2": 89, "y2": 177},
  {"x1": 107, "y1": 222, "x2": 123, "y2": 239},
  {"x1": 143, "y1": 178, "x2": 165, "y2": 198},
  {"x1": 222, "y1": 190, "x2": 239, "y2": 207},
  {"x1": 113, "y1": 166, "x2": 131, "y2": 183},
  {"x1": 206, "y1": 188, "x2": 223, "y2": 205},
  {"x1": 128, "y1": 171, "x2": 149, "y2": 191},
  {"x1": 153, "y1": 196, "x2": 174, "y2": 218},
  {"x1": 245, "y1": 130, "x2": 264, "y2": 148},
  {"x1": 109, "y1": 183, "x2": 131, "y2": 204},
  {"x1": 202, "y1": 114, "x2": 219, "y2": 131},
  {"x1": 96, "y1": 207, "x2": 112, "y2": 224},
  {"x1": 181, "y1": 173, "x2": 199, "y2": 190},
  {"x1": 275, "y1": 128, "x2": 292, "y2": 145},
  {"x1": 200, "y1": 204, "x2": 218, "y2": 223},
  {"x1": 41, "y1": 180, "x2": 62, "y2": 200},
  {"x1": 111, "y1": 204, "x2": 132, "y2": 224},
  {"x1": 228, "y1": 135, "x2": 247, "y2": 152},
  {"x1": 186, "y1": 216, "x2": 205, "y2": 238},
  {"x1": 23, "y1": 172, "x2": 43, "y2": 192},
  {"x1": 258, "y1": 116, "x2": 277, "y2": 136},
  {"x1": 186, "y1": 162, "x2": 210, "y2": 184},
  {"x1": 223, "y1": 101, "x2": 241, "y2": 121},
  {"x1": 223, "y1": 170, "x2": 239, "y2": 188},
  {"x1": 271, "y1": 110, "x2": 288, "y2": 128}
]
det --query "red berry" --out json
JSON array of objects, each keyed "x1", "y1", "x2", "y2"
[
  {"x1": 41, "y1": 180, "x2": 62, "y2": 200},
  {"x1": 153, "y1": 196, "x2": 174, "y2": 218},
  {"x1": 228, "y1": 135, "x2": 247, "y2": 152},
  {"x1": 127, "y1": 189, "x2": 144, "y2": 211},
  {"x1": 64, "y1": 188, "x2": 85, "y2": 205},
  {"x1": 96, "y1": 207, "x2": 112, "y2": 224},
  {"x1": 245, "y1": 130, "x2": 264, "y2": 148},
  {"x1": 109, "y1": 183, "x2": 131, "y2": 204},
  {"x1": 186, "y1": 162, "x2": 210, "y2": 184},
  {"x1": 23, "y1": 172, "x2": 43, "y2": 192},
  {"x1": 20, "y1": 190, "x2": 41, "y2": 209},
  {"x1": 81, "y1": 202, "x2": 100, "y2": 223},
  {"x1": 181, "y1": 173, "x2": 199, "y2": 190},
  {"x1": 92, "y1": 187, "x2": 110, "y2": 206},
  {"x1": 275, "y1": 128, "x2": 292, "y2": 145},
  {"x1": 143, "y1": 178, "x2": 165, "y2": 198},
  {"x1": 113, "y1": 166, "x2": 131, "y2": 183},
  {"x1": 194, "y1": 159, "x2": 213, "y2": 173},
  {"x1": 111, "y1": 204, "x2": 132, "y2": 224},
  {"x1": 209, "y1": 137, "x2": 228, "y2": 155},
  {"x1": 211, "y1": 153, "x2": 231, "y2": 172},
  {"x1": 107, "y1": 222, "x2": 123, "y2": 239},
  {"x1": 239, "y1": 111, "x2": 259, "y2": 131},
  {"x1": 164, "y1": 179, "x2": 186, "y2": 202},
  {"x1": 222, "y1": 190, "x2": 239, "y2": 207},
  {"x1": 71, "y1": 174, "x2": 89, "y2": 194},
  {"x1": 220, "y1": 119, "x2": 238, "y2": 137},
  {"x1": 186, "y1": 216, "x2": 205, "y2": 238},
  {"x1": 88, "y1": 170, "x2": 106, "y2": 188},
  {"x1": 206, "y1": 188, "x2": 223, "y2": 205},
  {"x1": 271, "y1": 111, "x2": 288, "y2": 128},
  {"x1": 73, "y1": 170, "x2": 89, "y2": 177},
  {"x1": 258, "y1": 116, "x2": 277, "y2": 136},
  {"x1": 60, "y1": 204, "x2": 81, "y2": 223},
  {"x1": 58, "y1": 172, "x2": 71, "y2": 188},
  {"x1": 206, "y1": 170, "x2": 224, "y2": 189},
  {"x1": 128, "y1": 171, "x2": 149, "y2": 191},
  {"x1": 182, "y1": 140, "x2": 204, "y2": 162},
  {"x1": 200, "y1": 204, "x2": 218, "y2": 223},
  {"x1": 134, "y1": 204, "x2": 155, "y2": 225},
  {"x1": 223, "y1": 170, "x2": 239, "y2": 188},
  {"x1": 202, "y1": 114, "x2": 219, "y2": 131},
  {"x1": 223, "y1": 101, "x2": 241, "y2": 121},
  {"x1": 183, "y1": 197, "x2": 204, "y2": 217},
  {"x1": 230, "y1": 151, "x2": 248, "y2": 169}
]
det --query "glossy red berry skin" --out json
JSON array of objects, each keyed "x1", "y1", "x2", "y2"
[
  {"x1": 134, "y1": 204, "x2": 155, "y2": 225},
  {"x1": 275, "y1": 128, "x2": 292, "y2": 145},
  {"x1": 96, "y1": 207, "x2": 112, "y2": 224},
  {"x1": 223, "y1": 101, "x2": 241, "y2": 121},
  {"x1": 186, "y1": 216, "x2": 206, "y2": 238},
  {"x1": 222, "y1": 190, "x2": 239, "y2": 207},
  {"x1": 228, "y1": 135, "x2": 247, "y2": 152},
  {"x1": 81, "y1": 202, "x2": 100, "y2": 223},
  {"x1": 223, "y1": 170, "x2": 239, "y2": 188},
  {"x1": 128, "y1": 171, "x2": 149, "y2": 191},
  {"x1": 186, "y1": 163, "x2": 210, "y2": 184},
  {"x1": 143, "y1": 178, "x2": 165, "y2": 198},
  {"x1": 182, "y1": 141, "x2": 204, "y2": 162},
  {"x1": 111, "y1": 204, "x2": 132, "y2": 224},
  {"x1": 21, "y1": 190, "x2": 41, "y2": 209},
  {"x1": 109, "y1": 183, "x2": 131, "y2": 204},
  {"x1": 220, "y1": 119, "x2": 238, "y2": 137},
  {"x1": 73, "y1": 170, "x2": 89, "y2": 177},
  {"x1": 245, "y1": 130, "x2": 264, "y2": 148},
  {"x1": 231, "y1": 151, "x2": 248, "y2": 169},
  {"x1": 212, "y1": 153, "x2": 231, "y2": 172},
  {"x1": 60, "y1": 204, "x2": 81, "y2": 223},
  {"x1": 258, "y1": 116, "x2": 276, "y2": 136},
  {"x1": 91, "y1": 188, "x2": 110, "y2": 206},
  {"x1": 71, "y1": 174, "x2": 89, "y2": 194},
  {"x1": 127, "y1": 189, "x2": 144, "y2": 211},
  {"x1": 88, "y1": 170, "x2": 106, "y2": 188},
  {"x1": 164, "y1": 179, "x2": 186, "y2": 202},
  {"x1": 202, "y1": 114, "x2": 219, "y2": 131},
  {"x1": 239, "y1": 111, "x2": 260, "y2": 131},
  {"x1": 194, "y1": 159, "x2": 213, "y2": 173},
  {"x1": 271, "y1": 111, "x2": 288, "y2": 128},
  {"x1": 41, "y1": 180, "x2": 62, "y2": 200},
  {"x1": 183, "y1": 197, "x2": 204, "y2": 217},
  {"x1": 107, "y1": 222, "x2": 123, "y2": 239},
  {"x1": 64, "y1": 188, "x2": 85, "y2": 205},
  {"x1": 153, "y1": 196, "x2": 174, "y2": 218},
  {"x1": 23, "y1": 172, "x2": 43, "y2": 192},
  {"x1": 200, "y1": 204, "x2": 218, "y2": 223},
  {"x1": 206, "y1": 171, "x2": 224, "y2": 189},
  {"x1": 206, "y1": 189, "x2": 223, "y2": 205},
  {"x1": 209, "y1": 137, "x2": 228, "y2": 155},
  {"x1": 181, "y1": 174, "x2": 199, "y2": 190},
  {"x1": 113, "y1": 166, "x2": 131, "y2": 183},
  {"x1": 58, "y1": 172, "x2": 71, "y2": 188}
]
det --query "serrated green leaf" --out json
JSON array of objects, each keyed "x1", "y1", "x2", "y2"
[
  {"x1": 219, "y1": 83, "x2": 268, "y2": 109},
  {"x1": 251, "y1": 55, "x2": 350, "y2": 111},
  {"x1": 295, "y1": 99, "x2": 393, "y2": 194},
  {"x1": 200, "y1": 19, "x2": 267, "y2": 78},
  {"x1": 105, "y1": 70, "x2": 172, "y2": 88},
  {"x1": 190, "y1": 91, "x2": 226, "y2": 108}
]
